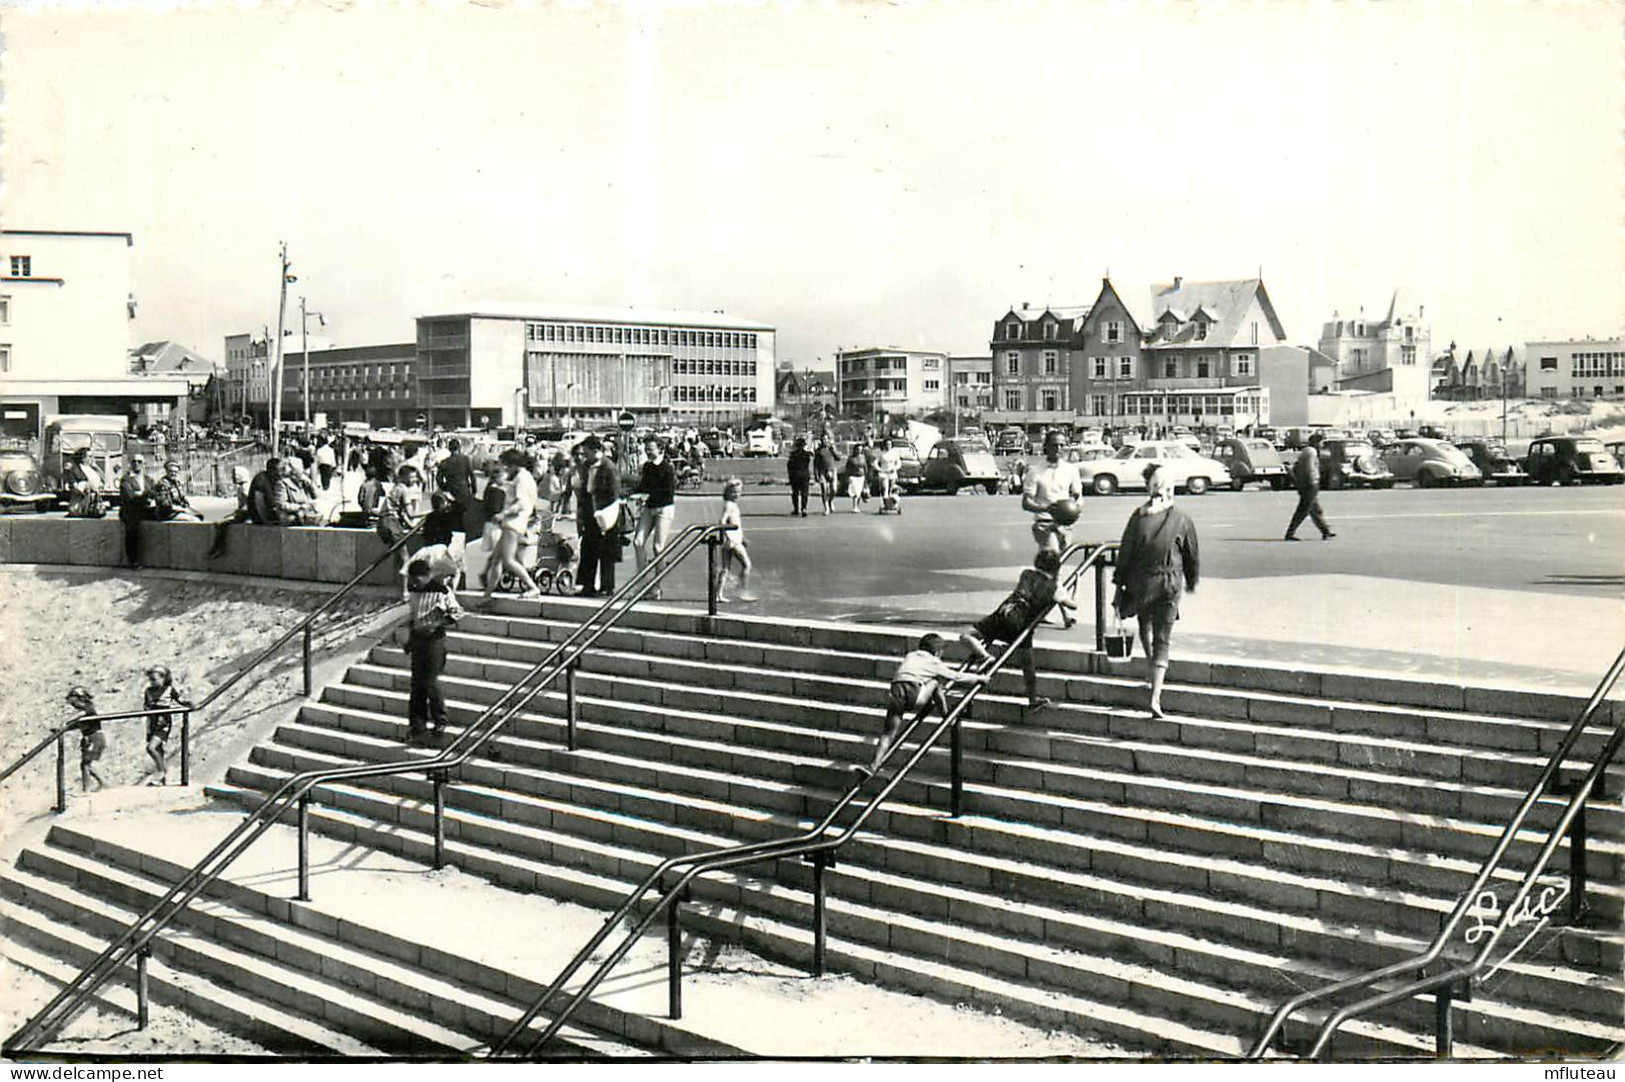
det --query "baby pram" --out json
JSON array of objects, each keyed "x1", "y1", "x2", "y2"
[{"x1": 490, "y1": 510, "x2": 578, "y2": 594}]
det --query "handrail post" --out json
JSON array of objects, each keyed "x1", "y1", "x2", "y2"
[
  {"x1": 1094, "y1": 550, "x2": 1108, "y2": 654},
  {"x1": 1568, "y1": 799, "x2": 1591, "y2": 924},
  {"x1": 566, "y1": 663, "x2": 579, "y2": 751},
  {"x1": 54, "y1": 730, "x2": 67, "y2": 814},
  {"x1": 705, "y1": 536, "x2": 719, "y2": 617},
  {"x1": 667, "y1": 890, "x2": 683, "y2": 1020},
  {"x1": 295, "y1": 794, "x2": 312, "y2": 902},
  {"x1": 433, "y1": 770, "x2": 447, "y2": 870},
  {"x1": 950, "y1": 716, "x2": 964, "y2": 819},
  {"x1": 135, "y1": 946, "x2": 151, "y2": 1030},
  {"x1": 180, "y1": 711, "x2": 191, "y2": 788},
  {"x1": 812, "y1": 852, "x2": 828, "y2": 977},
  {"x1": 1435, "y1": 980, "x2": 1455, "y2": 1058},
  {"x1": 302, "y1": 624, "x2": 314, "y2": 698}
]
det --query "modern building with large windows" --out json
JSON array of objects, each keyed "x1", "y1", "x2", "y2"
[
  {"x1": 1524, "y1": 338, "x2": 1625, "y2": 400},
  {"x1": 415, "y1": 303, "x2": 776, "y2": 429}
]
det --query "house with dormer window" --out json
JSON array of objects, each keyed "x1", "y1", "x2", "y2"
[{"x1": 986, "y1": 303, "x2": 1088, "y2": 425}]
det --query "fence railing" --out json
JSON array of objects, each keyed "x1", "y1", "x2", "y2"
[
  {"x1": 1247, "y1": 644, "x2": 1625, "y2": 1060},
  {"x1": 2, "y1": 520, "x2": 726, "y2": 1058},
  {"x1": 489, "y1": 540, "x2": 1119, "y2": 1057}
]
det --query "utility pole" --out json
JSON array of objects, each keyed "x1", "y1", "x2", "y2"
[
  {"x1": 300, "y1": 296, "x2": 310, "y2": 428},
  {"x1": 271, "y1": 243, "x2": 292, "y2": 453}
]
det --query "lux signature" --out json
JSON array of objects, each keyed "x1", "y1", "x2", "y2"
[{"x1": 1463, "y1": 881, "x2": 1570, "y2": 946}]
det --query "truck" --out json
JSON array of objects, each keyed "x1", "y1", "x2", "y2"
[{"x1": 41, "y1": 415, "x2": 130, "y2": 506}]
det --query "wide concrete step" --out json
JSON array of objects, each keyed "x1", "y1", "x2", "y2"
[
  {"x1": 219, "y1": 750, "x2": 1625, "y2": 1052},
  {"x1": 432, "y1": 622, "x2": 1623, "y2": 765},
  {"x1": 323, "y1": 670, "x2": 1625, "y2": 891},
  {"x1": 239, "y1": 734, "x2": 1625, "y2": 1035},
  {"x1": 2, "y1": 863, "x2": 476, "y2": 1056},
  {"x1": 268, "y1": 711, "x2": 1622, "y2": 959},
  {"x1": 207, "y1": 779, "x2": 1505, "y2": 1059},
  {"x1": 34, "y1": 823, "x2": 736, "y2": 1059},
  {"x1": 0, "y1": 896, "x2": 379, "y2": 1056},
  {"x1": 349, "y1": 654, "x2": 1625, "y2": 842},
  {"x1": 472, "y1": 598, "x2": 1614, "y2": 728}
]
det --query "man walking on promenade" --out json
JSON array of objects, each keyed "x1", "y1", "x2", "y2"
[
  {"x1": 1284, "y1": 444, "x2": 1336, "y2": 541},
  {"x1": 436, "y1": 437, "x2": 480, "y2": 538},
  {"x1": 1021, "y1": 432, "x2": 1082, "y2": 553}
]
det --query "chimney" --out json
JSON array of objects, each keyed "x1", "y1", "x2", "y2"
[{"x1": 1173, "y1": 276, "x2": 1182, "y2": 290}]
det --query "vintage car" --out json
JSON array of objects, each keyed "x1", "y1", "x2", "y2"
[
  {"x1": 1064, "y1": 443, "x2": 1116, "y2": 465},
  {"x1": 1381, "y1": 438, "x2": 1483, "y2": 488},
  {"x1": 744, "y1": 428, "x2": 780, "y2": 457},
  {"x1": 994, "y1": 428, "x2": 1027, "y2": 455},
  {"x1": 1316, "y1": 438, "x2": 1397, "y2": 489},
  {"x1": 1075, "y1": 440, "x2": 1231, "y2": 496},
  {"x1": 892, "y1": 443, "x2": 925, "y2": 492},
  {"x1": 1456, "y1": 439, "x2": 1529, "y2": 485},
  {"x1": 1523, "y1": 436, "x2": 1624, "y2": 486},
  {"x1": 1364, "y1": 428, "x2": 1399, "y2": 448},
  {"x1": 0, "y1": 442, "x2": 54, "y2": 513},
  {"x1": 1606, "y1": 441, "x2": 1625, "y2": 467},
  {"x1": 915, "y1": 438, "x2": 1003, "y2": 495},
  {"x1": 699, "y1": 428, "x2": 735, "y2": 458},
  {"x1": 1214, "y1": 437, "x2": 1290, "y2": 491}
]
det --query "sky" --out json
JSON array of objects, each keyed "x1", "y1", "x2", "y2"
[{"x1": 3, "y1": 1, "x2": 1622, "y2": 369}]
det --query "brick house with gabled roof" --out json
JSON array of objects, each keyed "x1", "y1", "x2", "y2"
[
  {"x1": 1128, "y1": 277, "x2": 1286, "y2": 428},
  {"x1": 987, "y1": 304, "x2": 1090, "y2": 423}
]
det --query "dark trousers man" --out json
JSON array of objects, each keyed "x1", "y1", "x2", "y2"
[
  {"x1": 318, "y1": 463, "x2": 336, "y2": 490},
  {"x1": 408, "y1": 630, "x2": 448, "y2": 742},
  {"x1": 790, "y1": 479, "x2": 810, "y2": 515},
  {"x1": 1285, "y1": 488, "x2": 1333, "y2": 540},
  {"x1": 576, "y1": 520, "x2": 618, "y2": 597},
  {"x1": 119, "y1": 505, "x2": 147, "y2": 567}
]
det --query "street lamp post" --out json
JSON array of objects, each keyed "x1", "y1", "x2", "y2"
[{"x1": 299, "y1": 298, "x2": 326, "y2": 428}]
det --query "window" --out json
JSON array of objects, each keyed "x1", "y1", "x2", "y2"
[
  {"x1": 1251, "y1": 321, "x2": 1259, "y2": 346},
  {"x1": 1092, "y1": 357, "x2": 1107, "y2": 379},
  {"x1": 1541, "y1": 357, "x2": 1559, "y2": 371},
  {"x1": 1233, "y1": 352, "x2": 1254, "y2": 377},
  {"x1": 0, "y1": 344, "x2": 9, "y2": 373},
  {"x1": 1091, "y1": 394, "x2": 1107, "y2": 416},
  {"x1": 923, "y1": 357, "x2": 940, "y2": 371},
  {"x1": 1005, "y1": 351, "x2": 1020, "y2": 376},
  {"x1": 1042, "y1": 322, "x2": 1057, "y2": 341},
  {"x1": 1104, "y1": 320, "x2": 1122, "y2": 345},
  {"x1": 1003, "y1": 389, "x2": 1022, "y2": 410},
  {"x1": 1043, "y1": 351, "x2": 1058, "y2": 376},
  {"x1": 1195, "y1": 321, "x2": 1208, "y2": 341},
  {"x1": 8, "y1": 256, "x2": 30, "y2": 277},
  {"x1": 1164, "y1": 359, "x2": 1177, "y2": 379},
  {"x1": 0, "y1": 295, "x2": 10, "y2": 325},
  {"x1": 923, "y1": 379, "x2": 940, "y2": 391},
  {"x1": 1118, "y1": 356, "x2": 1133, "y2": 379},
  {"x1": 1041, "y1": 389, "x2": 1059, "y2": 411},
  {"x1": 1006, "y1": 321, "x2": 1021, "y2": 340},
  {"x1": 1197, "y1": 356, "x2": 1210, "y2": 378},
  {"x1": 1401, "y1": 346, "x2": 1416, "y2": 366},
  {"x1": 975, "y1": 372, "x2": 991, "y2": 385}
]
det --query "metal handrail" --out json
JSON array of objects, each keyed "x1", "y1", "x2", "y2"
[
  {"x1": 1247, "y1": 644, "x2": 1625, "y2": 1060},
  {"x1": 4, "y1": 519, "x2": 726, "y2": 1056},
  {"x1": 0, "y1": 521, "x2": 427, "y2": 812},
  {"x1": 492, "y1": 540, "x2": 1116, "y2": 1057}
]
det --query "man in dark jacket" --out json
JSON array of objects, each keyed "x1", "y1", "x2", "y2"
[
  {"x1": 1284, "y1": 445, "x2": 1335, "y2": 541},
  {"x1": 119, "y1": 455, "x2": 154, "y2": 568},
  {"x1": 574, "y1": 437, "x2": 622, "y2": 597},
  {"x1": 786, "y1": 437, "x2": 813, "y2": 517},
  {"x1": 435, "y1": 437, "x2": 480, "y2": 538},
  {"x1": 249, "y1": 458, "x2": 282, "y2": 525}
]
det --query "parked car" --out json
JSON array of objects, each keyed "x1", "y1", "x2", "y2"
[
  {"x1": 0, "y1": 442, "x2": 53, "y2": 513},
  {"x1": 1381, "y1": 438, "x2": 1483, "y2": 488},
  {"x1": 699, "y1": 428, "x2": 734, "y2": 458},
  {"x1": 1607, "y1": 441, "x2": 1625, "y2": 466},
  {"x1": 1318, "y1": 438, "x2": 1398, "y2": 489},
  {"x1": 1365, "y1": 428, "x2": 1398, "y2": 448},
  {"x1": 1075, "y1": 440, "x2": 1231, "y2": 496},
  {"x1": 916, "y1": 438, "x2": 1003, "y2": 495},
  {"x1": 1418, "y1": 424, "x2": 1449, "y2": 440},
  {"x1": 994, "y1": 428, "x2": 1027, "y2": 455},
  {"x1": 893, "y1": 443, "x2": 925, "y2": 492},
  {"x1": 1214, "y1": 437, "x2": 1290, "y2": 491},
  {"x1": 744, "y1": 428, "x2": 780, "y2": 457},
  {"x1": 1065, "y1": 443, "x2": 1116, "y2": 465},
  {"x1": 1523, "y1": 436, "x2": 1624, "y2": 486},
  {"x1": 1456, "y1": 439, "x2": 1529, "y2": 485}
]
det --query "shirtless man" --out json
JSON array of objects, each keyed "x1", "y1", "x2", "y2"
[{"x1": 1021, "y1": 431, "x2": 1083, "y2": 553}]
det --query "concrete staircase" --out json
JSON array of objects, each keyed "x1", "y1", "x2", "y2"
[{"x1": 7, "y1": 597, "x2": 1623, "y2": 1058}]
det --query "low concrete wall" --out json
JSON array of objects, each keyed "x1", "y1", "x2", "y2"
[{"x1": 0, "y1": 517, "x2": 413, "y2": 587}]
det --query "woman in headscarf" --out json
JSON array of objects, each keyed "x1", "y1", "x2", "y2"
[{"x1": 1113, "y1": 464, "x2": 1200, "y2": 718}]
